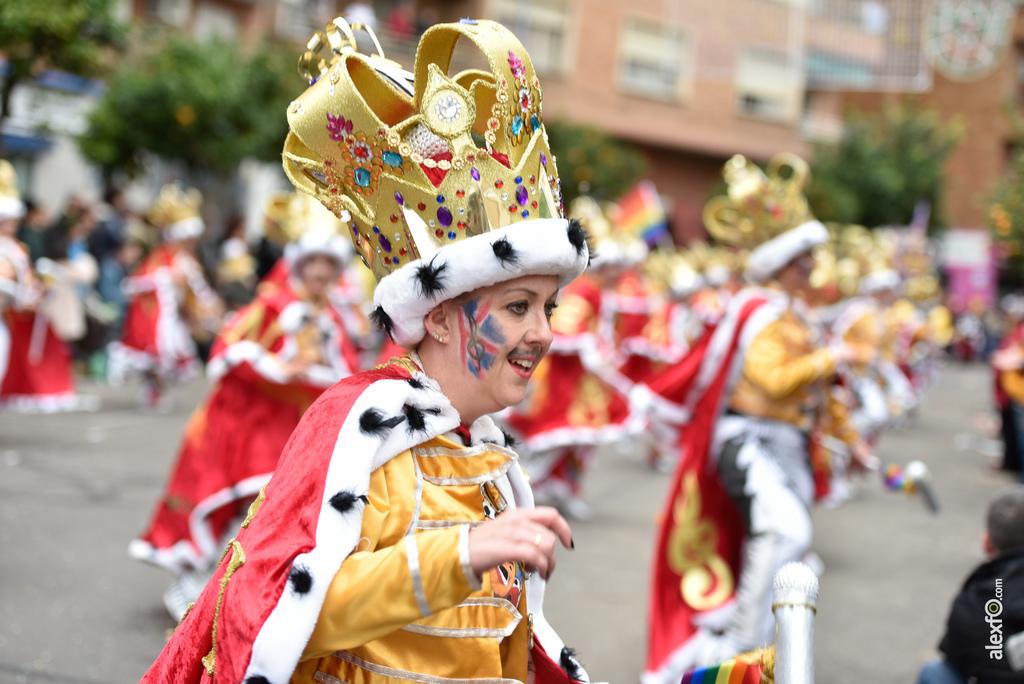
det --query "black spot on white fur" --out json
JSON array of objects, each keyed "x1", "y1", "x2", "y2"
[
  {"x1": 245, "y1": 677, "x2": 270, "y2": 684},
  {"x1": 414, "y1": 258, "x2": 448, "y2": 298},
  {"x1": 566, "y1": 219, "x2": 586, "y2": 257},
  {"x1": 560, "y1": 647, "x2": 584, "y2": 681},
  {"x1": 491, "y1": 237, "x2": 520, "y2": 268},
  {"x1": 289, "y1": 564, "x2": 313, "y2": 594},
  {"x1": 402, "y1": 403, "x2": 441, "y2": 433},
  {"x1": 329, "y1": 489, "x2": 369, "y2": 514},
  {"x1": 406, "y1": 377, "x2": 425, "y2": 390},
  {"x1": 370, "y1": 306, "x2": 394, "y2": 340},
  {"x1": 501, "y1": 428, "x2": 517, "y2": 449},
  {"x1": 359, "y1": 407, "x2": 405, "y2": 436}
]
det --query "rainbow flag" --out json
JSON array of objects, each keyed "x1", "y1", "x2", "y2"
[
  {"x1": 679, "y1": 649, "x2": 770, "y2": 684},
  {"x1": 616, "y1": 180, "x2": 669, "y2": 246}
]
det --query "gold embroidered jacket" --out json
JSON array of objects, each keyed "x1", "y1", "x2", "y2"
[
  {"x1": 729, "y1": 295, "x2": 858, "y2": 444},
  {"x1": 294, "y1": 433, "x2": 532, "y2": 684}
]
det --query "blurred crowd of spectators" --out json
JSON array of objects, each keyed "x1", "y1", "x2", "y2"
[{"x1": 15, "y1": 189, "x2": 272, "y2": 376}]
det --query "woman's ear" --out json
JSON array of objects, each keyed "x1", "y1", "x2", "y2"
[{"x1": 424, "y1": 301, "x2": 454, "y2": 344}]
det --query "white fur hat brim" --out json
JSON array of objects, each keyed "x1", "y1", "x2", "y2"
[
  {"x1": 284, "y1": 235, "x2": 352, "y2": 271},
  {"x1": 373, "y1": 218, "x2": 590, "y2": 349},
  {"x1": 744, "y1": 220, "x2": 828, "y2": 283},
  {"x1": 859, "y1": 269, "x2": 901, "y2": 295},
  {"x1": 164, "y1": 216, "x2": 205, "y2": 242},
  {"x1": 0, "y1": 197, "x2": 25, "y2": 221}
]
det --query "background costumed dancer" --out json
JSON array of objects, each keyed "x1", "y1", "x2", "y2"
[
  {"x1": 130, "y1": 194, "x2": 363, "y2": 619},
  {"x1": 108, "y1": 185, "x2": 223, "y2": 407},
  {"x1": 0, "y1": 160, "x2": 81, "y2": 412},
  {"x1": 644, "y1": 154, "x2": 871, "y2": 680}
]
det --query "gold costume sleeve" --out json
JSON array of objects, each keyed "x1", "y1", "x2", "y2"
[
  {"x1": 302, "y1": 464, "x2": 476, "y2": 659},
  {"x1": 826, "y1": 386, "x2": 861, "y2": 447},
  {"x1": 742, "y1": 320, "x2": 837, "y2": 399},
  {"x1": 845, "y1": 312, "x2": 881, "y2": 368},
  {"x1": 1001, "y1": 370, "x2": 1024, "y2": 405}
]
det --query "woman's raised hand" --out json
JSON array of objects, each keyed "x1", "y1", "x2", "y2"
[{"x1": 467, "y1": 506, "x2": 573, "y2": 581}]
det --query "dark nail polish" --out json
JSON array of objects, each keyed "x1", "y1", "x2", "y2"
[{"x1": 570, "y1": 537, "x2": 575, "y2": 550}]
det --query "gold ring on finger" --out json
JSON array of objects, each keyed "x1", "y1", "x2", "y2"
[{"x1": 533, "y1": 532, "x2": 543, "y2": 547}]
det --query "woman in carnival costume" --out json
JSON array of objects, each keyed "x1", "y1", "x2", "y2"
[
  {"x1": 142, "y1": 18, "x2": 594, "y2": 684},
  {"x1": 0, "y1": 161, "x2": 81, "y2": 412},
  {"x1": 130, "y1": 194, "x2": 364, "y2": 620},
  {"x1": 108, "y1": 185, "x2": 222, "y2": 407}
]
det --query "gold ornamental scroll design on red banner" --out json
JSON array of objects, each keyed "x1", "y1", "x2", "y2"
[{"x1": 666, "y1": 471, "x2": 734, "y2": 611}]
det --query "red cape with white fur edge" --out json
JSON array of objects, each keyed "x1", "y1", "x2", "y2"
[
  {"x1": 643, "y1": 289, "x2": 784, "y2": 684},
  {"x1": 142, "y1": 360, "x2": 589, "y2": 684}
]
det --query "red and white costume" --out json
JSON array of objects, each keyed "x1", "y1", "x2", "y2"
[
  {"x1": 0, "y1": 235, "x2": 78, "y2": 412},
  {"x1": 108, "y1": 243, "x2": 219, "y2": 387},
  {"x1": 130, "y1": 274, "x2": 362, "y2": 569}
]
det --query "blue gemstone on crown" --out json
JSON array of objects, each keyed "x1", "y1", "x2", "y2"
[
  {"x1": 382, "y1": 151, "x2": 403, "y2": 167},
  {"x1": 354, "y1": 168, "x2": 371, "y2": 187}
]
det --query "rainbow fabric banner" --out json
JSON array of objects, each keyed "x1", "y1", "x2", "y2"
[
  {"x1": 616, "y1": 180, "x2": 669, "y2": 246},
  {"x1": 679, "y1": 651, "x2": 768, "y2": 684}
]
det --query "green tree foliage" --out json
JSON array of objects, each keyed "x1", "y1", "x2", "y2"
[
  {"x1": 806, "y1": 103, "x2": 963, "y2": 230},
  {"x1": 545, "y1": 119, "x2": 647, "y2": 207},
  {"x1": 987, "y1": 105, "x2": 1024, "y2": 283},
  {"x1": 78, "y1": 35, "x2": 301, "y2": 177},
  {"x1": 0, "y1": 0, "x2": 124, "y2": 147}
]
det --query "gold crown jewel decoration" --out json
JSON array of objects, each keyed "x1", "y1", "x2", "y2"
[
  {"x1": 703, "y1": 153, "x2": 814, "y2": 249},
  {"x1": 147, "y1": 184, "x2": 202, "y2": 229},
  {"x1": 264, "y1": 191, "x2": 347, "y2": 245},
  {"x1": 282, "y1": 18, "x2": 564, "y2": 283}
]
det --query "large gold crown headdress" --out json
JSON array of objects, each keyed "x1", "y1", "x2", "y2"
[
  {"x1": 264, "y1": 191, "x2": 345, "y2": 245},
  {"x1": 704, "y1": 153, "x2": 826, "y2": 283},
  {"x1": 281, "y1": 18, "x2": 589, "y2": 347},
  {"x1": 264, "y1": 191, "x2": 353, "y2": 269},
  {"x1": 148, "y1": 184, "x2": 204, "y2": 242}
]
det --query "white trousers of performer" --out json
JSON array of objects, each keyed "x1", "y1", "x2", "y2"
[
  {"x1": 713, "y1": 414, "x2": 814, "y2": 649},
  {"x1": 851, "y1": 376, "x2": 890, "y2": 439}
]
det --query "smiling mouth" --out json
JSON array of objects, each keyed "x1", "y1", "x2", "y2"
[{"x1": 507, "y1": 355, "x2": 540, "y2": 378}]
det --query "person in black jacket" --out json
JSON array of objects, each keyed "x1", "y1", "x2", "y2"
[{"x1": 919, "y1": 485, "x2": 1024, "y2": 684}]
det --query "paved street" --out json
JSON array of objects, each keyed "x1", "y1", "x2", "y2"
[{"x1": 0, "y1": 362, "x2": 1018, "y2": 684}]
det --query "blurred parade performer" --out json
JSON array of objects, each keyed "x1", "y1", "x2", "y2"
[
  {"x1": 143, "y1": 18, "x2": 594, "y2": 684},
  {"x1": 645, "y1": 154, "x2": 870, "y2": 679},
  {"x1": 130, "y1": 206, "x2": 363, "y2": 619},
  {"x1": 627, "y1": 249, "x2": 706, "y2": 471},
  {"x1": 500, "y1": 198, "x2": 632, "y2": 519},
  {"x1": 819, "y1": 226, "x2": 895, "y2": 444},
  {"x1": 108, "y1": 185, "x2": 223, "y2": 407},
  {"x1": 993, "y1": 295, "x2": 1024, "y2": 474},
  {"x1": 0, "y1": 161, "x2": 81, "y2": 412},
  {"x1": 259, "y1": 191, "x2": 378, "y2": 363}
]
